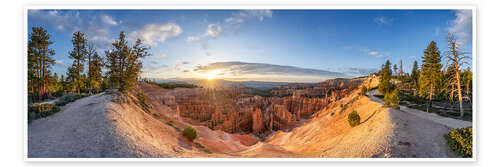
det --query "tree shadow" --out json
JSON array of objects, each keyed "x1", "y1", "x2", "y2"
[
  {"x1": 360, "y1": 110, "x2": 378, "y2": 124},
  {"x1": 177, "y1": 136, "x2": 193, "y2": 150}
]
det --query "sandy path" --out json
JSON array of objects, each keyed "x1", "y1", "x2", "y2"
[
  {"x1": 368, "y1": 90, "x2": 472, "y2": 129},
  {"x1": 28, "y1": 93, "x2": 170, "y2": 158},
  {"x1": 28, "y1": 93, "x2": 118, "y2": 157},
  {"x1": 367, "y1": 89, "x2": 458, "y2": 157}
]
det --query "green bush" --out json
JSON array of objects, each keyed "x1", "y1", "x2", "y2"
[
  {"x1": 384, "y1": 88, "x2": 400, "y2": 108},
  {"x1": 138, "y1": 92, "x2": 147, "y2": 104},
  {"x1": 166, "y1": 118, "x2": 174, "y2": 126},
  {"x1": 28, "y1": 104, "x2": 61, "y2": 122},
  {"x1": 361, "y1": 86, "x2": 368, "y2": 95},
  {"x1": 182, "y1": 126, "x2": 198, "y2": 141},
  {"x1": 55, "y1": 93, "x2": 88, "y2": 106},
  {"x1": 348, "y1": 110, "x2": 361, "y2": 127},
  {"x1": 444, "y1": 126, "x2": 473, "y2": 158}
]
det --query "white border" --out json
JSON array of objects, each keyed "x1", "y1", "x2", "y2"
[{"x1": 24, "y1": 5, "x2": 477, "y2": 162}]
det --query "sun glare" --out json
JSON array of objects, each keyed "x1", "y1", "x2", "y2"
[{"x1": 203, "y1": 70, "x2": 221, "y2": 80}]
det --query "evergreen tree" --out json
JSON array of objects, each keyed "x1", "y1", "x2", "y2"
[
  {"x1": 419, "y1": 41, "x2": 442, "y2": 112},
  {"x1": 28, "y1": 26, "x2": 55, "y2": 101},
  {"x1": 399, "y1": 59, "x2": 404, "y2": 78},
  {"x1": 443, "y1": 64, "x2": 456, "y2": 101},
  {"x1": 105, "y1": 32, "x2": 150, "y2": 92},
  {"x1": 87, "y1": 44, "x2": 104, "y2": 94},
  {"x1": 59, "y1": 74, "x2": 66, "y2": 94},
  {"x1": 393, "y1": 64, "x2": 398, "y2": 78},
  {"x1": 410, "y1": 60, "x2": 420, "y2": 95},
  {"x1": 90, "y1": 50, "x2": 104, "y2": 93},
  {"x1": 461, "y1": 68, "x2": 473, "y2": 103},
  {"x1": 68, "y1": 31, "x2": 88, "y2": 94},
  {"x1": 378, "y1": 60, "x2": 394, "y2": 95},
  {"x1": 66, "y1": 65, "x2": 79, "y2": 93}
]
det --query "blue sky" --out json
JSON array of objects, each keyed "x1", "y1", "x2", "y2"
[{"x1": 27, "y1": 9, "x2": 473, "y2": 82}]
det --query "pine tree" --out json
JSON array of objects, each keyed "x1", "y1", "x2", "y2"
[
  {"x1": 105, "y1": 32, "x2": 150, "y2": 92},
  {"x1": 461, "y1": 68, "x2": 473, "y2": 103},
  {"x1": 66, "y1": 64, "x2": 79, "y2": 93},
  {"x1": 87, "y1": 44, "x2": 104, "y2": 94},
  {"x1": 393, "y1": 64, "x2": 398, "y2": 78},
  {"x1": 411, "y1": 60, "x2": 419, "y2": 96},
  {"x1": 68, "y1": 31, "x2": 88, "y2": 94},
  {"x1": 89, "y1": 50, "x2": 104, "y2": 93},
  {"x1": 28, "y1": 26, "x2": 55, "y2": 101},
  {"x1": 419, "y1": 41, "x2": 442, "y2": 112},
  {"x1": 378, "y1": 60, "x2": 394, "y2": 95},
  {"x1": 399, "y1": 59, "x2": 404, "y2": 77}
]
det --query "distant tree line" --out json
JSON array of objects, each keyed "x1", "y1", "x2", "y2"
[
  {"x1": 377, "y1": 33, "x2": 472, "y2": 117},
  {"x1": 28, "y1": 26, "x2": 150, "y2": 103}
]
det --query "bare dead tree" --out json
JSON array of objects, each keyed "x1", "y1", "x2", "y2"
[{"x1": 445, "y1": 33, "x2": 471, "y2": 117}]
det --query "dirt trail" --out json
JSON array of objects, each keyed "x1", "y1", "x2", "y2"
[
  {"x1": 366, "y1": 89, "x2": 459, "y2": 157},
  {"x1": 29, "y1": 93, "x2": 122, "y2": 157},
  {"x1": 368, "y1": 89, "x2": 472, "y2": 129}
]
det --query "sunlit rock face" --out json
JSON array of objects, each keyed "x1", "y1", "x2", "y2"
[
  {"x1": 252, "y1": 108, "x2": 264, "y2": 133},
  {"x1": 140, "y1": 78, "x2": 362, "y2": 137}
]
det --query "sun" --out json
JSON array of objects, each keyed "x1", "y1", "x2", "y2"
[{"x1": 203, "y1": 70, "x2": 221, "y2": 80}]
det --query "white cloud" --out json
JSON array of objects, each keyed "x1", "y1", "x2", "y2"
[
  {"x1": 368, "y1": 51, "x2": 378, "y2": 56},
  {"x1": 128, "y1": 23, "x2": 183, "y2": 46},
  {"x1": 101, "y1": 15, "x2": 118, "y2": 25},
  {"x1": 374, "y1": 16, "x2": 393, "y2": 25},
  {"x1": 194, "y1": 61, "x2": 347, "y2": 82},
  {"x1": 155, "y1": 53, "x2": 168, "y2": 58},
  {"x1": 448, "y1": 10, "x2": 473, "y2": 46},
  {"x1": 226, "y1": 10, "x2": 273, "y2": 24},
  {"x1": 367, "y1": 50, "x2": 388, "y2": 58},
  {"x1": 187, "y1": 36, "x2": 200, "y2": 42},
  {"x1": 28, "y1": 10, "x2": 116, "y2": 50},
  {"x1": 55, "y1": 60, "x2": 63, "y2": 64},
  {"x1": 225, "y1": 17, "x2": 243, "y2": 24},
  {"x1": 48, "y1": 10, "x2": 58, "y2": 15},
  {"x1": 205, "y1": 24, "x2": 222, "y2": 38},
  {"x1": 174, "y1": 60, "x2": 190, "y2": 70}
]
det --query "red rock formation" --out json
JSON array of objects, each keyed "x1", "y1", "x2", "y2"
[
  {"x1": 139, "y1": 77, "x2": 363, "y2": 136},
  {"x1": 252, "y1": 108, "x2": 264, "y2": 133}
]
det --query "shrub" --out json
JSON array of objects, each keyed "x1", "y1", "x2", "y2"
[
  {"x1": 28, "y1": 104, "x2": 61, "y2": 122},
  {"x1": 444, "y1": 126, "x2": 473, "y2": 158},
  {"x1": 384, "y1": 88, "x2": 400, "y2": 108},
  {"x1": 182, "y1": 126, "x2": 198, "y2": 141},
  {"x1": 55, "y1": 93, "x2": 88, "y2": 106},
  {"x1": 138, "y1": 92, "x2": 147, "y2": 104},
  {"x1": 361, "y1": 86, "x2": 368, "y2": 95},
  {"x1": 166, "y1": 118, "x2": 174, "y2": 126},
  {"x1": 348, "y1": 110, "x2": 361, "y2": 127}
]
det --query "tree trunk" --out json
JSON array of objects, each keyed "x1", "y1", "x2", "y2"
[
  {"x1": 88, "y1": 55, "x2": 92, "y2": 95},
  {"x1": 427, "y1": 85, "x2": 433, "y2": 112},
  {"x1": 456, "y1": 68, "x2": 464, "y2": 117},
  {"x1": 77, "y1": 59, "x2": 81, "y2": 95}
]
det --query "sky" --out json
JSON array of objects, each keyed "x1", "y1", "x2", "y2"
[{"x1": 27, "y1": 9, "x2": 473, "y2": 82}]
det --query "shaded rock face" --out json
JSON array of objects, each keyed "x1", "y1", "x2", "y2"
[{"x1": 139, "y1": 78, "x2": 362, "y2": 136}]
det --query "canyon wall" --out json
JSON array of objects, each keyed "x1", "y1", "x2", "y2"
[{"x1": 140, "y1": 78, "x2": 362, "y2": 136}]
